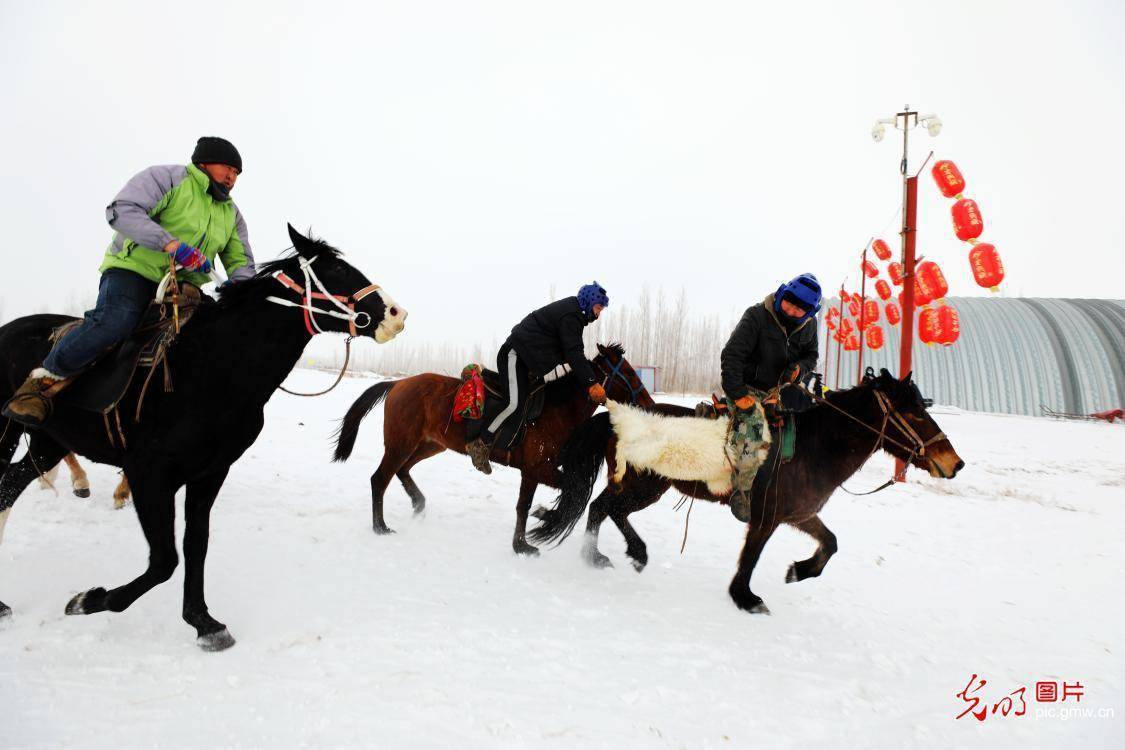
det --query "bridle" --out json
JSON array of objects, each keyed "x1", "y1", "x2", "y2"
[
  {"x1": 266, "y1": 255, "x2": 382, "y2": 337},
  {"x1": 265, "y1": 254, "x2": 383, "y2": 397},
  {"x1": 795, "y1": 380, "x2": 950, "y2": 494},
  {"x1": 595, "y1": 354, "x2": 645, "y2": 405}
]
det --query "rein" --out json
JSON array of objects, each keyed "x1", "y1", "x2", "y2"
[
  {"x1": 795, "y1": 382, "x2": 948, "y2": 494},
  {"x1": 266, "y1": 254, "x2": 381, "y2": 397},
  {"x1": 595, "y1": 355, "x2": 643, "y2": 404}
]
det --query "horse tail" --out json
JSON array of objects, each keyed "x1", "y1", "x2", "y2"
[
  {"x1": 529, "y1": 412, "x2": 612, "y2": 545},
  {"x1": 333, "y1": 380, "x2": 398, "y2": 462}
]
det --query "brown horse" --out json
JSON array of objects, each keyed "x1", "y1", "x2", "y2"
[
  {"x1": 332, "y1": 343, "x2": 655, "y2": 554},
  {"x1": 530, "y1": 369, "x2": 964, "y2": 613},
  {"x1": 38, "y1": 452, "x2": 132, "y2": 507}
]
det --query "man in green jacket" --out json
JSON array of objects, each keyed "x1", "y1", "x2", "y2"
[{"x1": 3, "y1": 136, "x2": 255, "y2": 427}]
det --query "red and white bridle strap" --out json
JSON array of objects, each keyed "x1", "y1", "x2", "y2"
[{"x1": 265, "y1": 255, "x2": 380, "y2": 337}]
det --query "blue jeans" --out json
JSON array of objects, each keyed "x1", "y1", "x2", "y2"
[{"x1": 42, "y1": 269, "x2": 156, "y2": 378}]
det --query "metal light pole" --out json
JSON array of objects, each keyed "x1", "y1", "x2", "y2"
[{"x1": 872, "y1": 105, "x2": 941, "y2": 481}]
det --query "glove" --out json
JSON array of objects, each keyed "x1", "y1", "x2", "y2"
[
  {"x1": 734, "y1": 395, "x2": 756, "y2": 411},
  {"x1": 587, "y1": 383, "x2": 607, "y2": 404},
  {"x1": 783, "y1": 364, "x2": 802, "y2": 384},
  {"x1": 171, "y1": 242, "x2": 212, "y2": 274}
]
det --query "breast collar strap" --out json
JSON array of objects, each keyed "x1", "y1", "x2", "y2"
[{"x1": 265, "y1": 255, "x2": 382, "y2": 337}]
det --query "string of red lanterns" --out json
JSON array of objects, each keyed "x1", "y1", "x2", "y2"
[{"x1": 932, "y1": 159, "x2": 1006, "y2": 292}]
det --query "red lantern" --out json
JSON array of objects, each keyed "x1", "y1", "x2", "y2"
[
  {"x1": 919, "y1": 307, "x2": 941, "y2": 345},
  {"x1": 885, "y1": 301, "x2": 901, "y2": 326},
  {"x1": 931, "y1": 160, "x2": 966, "y2": 198},
  {"x1": 826, "y1": 308, "x2": 840, "y2": 329},
  {"x1": 875, "y1": 279, "x2": 892, "y2": 301},
  {"x1": 833, "y1": 329, "x2": 845, "y2": 344},
  {"x1": 862, "y1": 299, "x2": 880, "y2": 328},
  {"x1": 888, "y1": 261, "x2": 904, "y2": 286},
  {"x1": 969, "y1": 242, "x2": 1005, "y2": 291},
  {"x1": 871, "y1": 239, "x2": 892, "y2": 261},
  {"x1": 951, "y1": 198, "x2": 984, "y2": 242},
  {"x1": 840, "y1": 289, "x2": 850, "y2": 304},
  {"x1": 912, "y1": 276, "x2": 935, "y2": 307},
  {"x1": 839, "y1": 317, "x2": 854, "y2": 337},
  {"x1": 936, "y1": 305, "x2": 961, "y2": 346},
  {"x1": 916, "y1": 260, "x2": 950, "y2": 302},
  {"x1": 844, "y1": 334, "x2": 860, "y2": 351},
  {"x1": 848, "y1": 299, "x2": 860, "y2": 318},
  {"x1": 865, "y1": 325, "x2": 885, "y2": 350},
  {"x1": 862, "y1": 260, "x2": 879, "y2": 279}
]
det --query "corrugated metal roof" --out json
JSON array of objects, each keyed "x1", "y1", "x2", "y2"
[{"x1": 820, "y1": 297, "x2": 1125, "y2": 416}]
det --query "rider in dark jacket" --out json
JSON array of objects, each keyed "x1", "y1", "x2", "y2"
[
  {"x1": 721, "y1": 273, "x2": 821, "y2": 410},
  {"x1": 466, "y1": 282, "x2": 609, "y2": 474}
]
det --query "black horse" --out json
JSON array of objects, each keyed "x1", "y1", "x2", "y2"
[
  {"x1": 0, "y1": 225, "x2": 406, "y2": 649},
  {"x1": 531, "y1": 370, "x2": 964, "y2": 614}
]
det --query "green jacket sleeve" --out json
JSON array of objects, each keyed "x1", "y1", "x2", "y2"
[{"x1": 219, "y1": 204, "x2": 255, "y2": 281}]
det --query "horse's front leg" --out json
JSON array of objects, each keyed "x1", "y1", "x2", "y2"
[
  {"x1": 182, "y1": 469, "x2": 235, "y2": 651},
  {"x1": 63, "y1": 453, "x2": 90, "y2": 498},
  {"x1": 512, "y1": 473, "x2": 539, "y2": 556},
  {"x1": 785, "y1": 514, "x2": 838, "y2": 584},
  {"x1": 728, "y1": 521, "x2": 779, "y2": 614},
  {"x1": 66, "y1": 471, "x2": 178, "y2": 618}
]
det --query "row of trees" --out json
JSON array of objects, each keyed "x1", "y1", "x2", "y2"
[{"x1": 334, "y1": 285, "x2": 743, "y2": 395}]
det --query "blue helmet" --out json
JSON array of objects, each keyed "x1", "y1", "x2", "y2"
[
  {"x1": 577, "y1": 281, "x2": 609, "y2": 315},
  {"x1": 774, "y1": 273, "x2": 822, "y2": 320}
]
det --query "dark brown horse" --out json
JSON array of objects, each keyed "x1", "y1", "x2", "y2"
[
  {"x1": 530, "y1": 369, "x2": 964, "y2": 613},
  {"x1": 332, "y1": 343, "x2": 655, "y2": 554}
]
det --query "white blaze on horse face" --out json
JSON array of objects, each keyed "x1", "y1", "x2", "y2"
[{"x1": 373, "y1": 289, "x2": 407, "y2": 343}]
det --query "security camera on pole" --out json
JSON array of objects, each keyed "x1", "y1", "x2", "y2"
[{"x1": 872, "y1": 105, "x2": 940, "y2": 482}]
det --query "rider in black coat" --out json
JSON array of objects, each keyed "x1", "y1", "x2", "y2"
[
  {"x1": 721, "y1": 273, "x2": 822, "y2": 409},
  {"x1": 466, "y1": 282, "x2": 610, "y2": 474}
]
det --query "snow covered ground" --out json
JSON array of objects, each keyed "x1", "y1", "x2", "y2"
[{"x1": 1, "y1": 369, "x2": 1122, "y2": 749}]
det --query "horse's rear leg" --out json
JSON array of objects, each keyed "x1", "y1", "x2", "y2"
[
  {"x1": 581, "y1": 487, "x2": 617, "y2": 568},
  {"x1": 182, "y1": 469, "x2": 235, "y2": 651},
  {"x1": 397, "y1": 442, "x2": 443, "y2": 517},
  {"x1": 512, "y1": 474, "x2": 539, "y2": 556},
  {"x1": 370, "y1": 445, "x2": 414, "y2": 534},
  {"x1": 66, "y1": 472, "x2": 178, "y2": 617},
  {"x1": 728, "y1": 521, "x2": 779, "y2": 614},
  {"x1": 1, "y1": 434, "x2": 69, "y2": 619},
  {"x1": 785, "y1": 514, "x2": 838, "y2": 584},
  {"x1": 37, "y1": 463, "x2": 59, "y2": 492},
  {"x1": 113, "y1": 474, "x2": 131, "y2": 509}
]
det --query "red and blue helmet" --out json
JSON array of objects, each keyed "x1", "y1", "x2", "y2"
[{"x1": 774, "y1": 273, "x2": 822, "y2": 320}]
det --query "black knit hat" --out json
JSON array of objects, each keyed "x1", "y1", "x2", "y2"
[{"x1": 191, "y1": 136, "x2": 242, "y2": 173}]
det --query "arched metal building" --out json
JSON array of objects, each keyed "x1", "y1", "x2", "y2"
[{"x1": 820, "y1": 297, "x2": 1125, "y2": 416}]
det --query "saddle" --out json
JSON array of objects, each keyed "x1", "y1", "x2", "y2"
[
  {"x1": 54, "y1": 282, "x2": 206, "y2": 423},
  {"x1": 479, "y1": 367, "x2": 547, "y2": 450}
]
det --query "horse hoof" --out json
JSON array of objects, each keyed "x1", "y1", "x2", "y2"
[
  {"x1": 749, "y1": 602, "x2": 771, "y2": 615},
  {"x1": 513, "y1": 541, "x2": 540, "y2": 556},
  {"x1": 0, "y1": 602, "x2": 12, "y2": 619},
  {"x1": 785, "y1": 564, "x2": 799, "y2": 583},
  {"x1": 197, "y1": 627, "x2": 236, "y2": 652},
  {"x1": 584, "y1": 550, "x2": 614, "y2": 569},
  {"x1": 65, "y1": 587, "x2": 107, "y2": 615},
  {"x1": 73, "y1": 488, "x2": 91, "y2": 499},
  {"x1": 373, "y1": 525, "x2": 396, "y2": 535},
  {"x1": 630, "y1": 558, "x2": 647, "y2": 573}
]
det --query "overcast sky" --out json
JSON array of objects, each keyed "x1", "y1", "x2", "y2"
[{"x1": 2, "y1": 0, "x2": 1123, "y2": 352}]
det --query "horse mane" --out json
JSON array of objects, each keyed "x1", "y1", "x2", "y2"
[{"x1": 213, "y1": 234, "x2": 346, "y2": 309}]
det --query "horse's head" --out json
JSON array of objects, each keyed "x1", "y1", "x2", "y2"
[
  {"x1": 593, "y1": 343, "x2": 656, "y2": 408},
  {"x1": 866, "y1": 368, "x2": 964, "y2": 479},
  {"x1": 279, "y1": 224, "x2": 407, "y2": 343}
]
